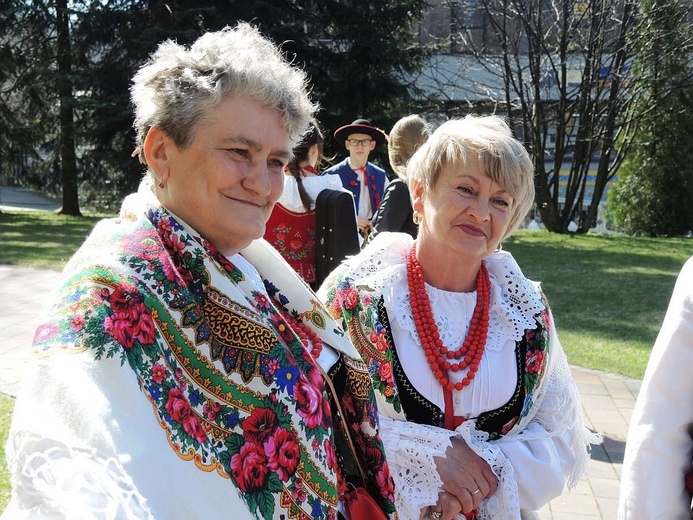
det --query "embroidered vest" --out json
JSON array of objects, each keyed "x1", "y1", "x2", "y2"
[
  {"x1": 322, "y1": 281, "x2": 552, "y2": 440},
  {"x1": 264, "y1": 204, "x2": 317, "y2": 283}
]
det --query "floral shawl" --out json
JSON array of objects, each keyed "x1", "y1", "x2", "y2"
[{"x1": 4, "y1": 189, "x2": 396, "y2": 520}]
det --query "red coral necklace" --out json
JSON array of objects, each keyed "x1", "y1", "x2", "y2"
[
  {"x1": 406, "y1": 246, "x2": 490, "y2": 429},
  {"x1": 282, "y1": 311, "x2": 324, "y2": 360}
]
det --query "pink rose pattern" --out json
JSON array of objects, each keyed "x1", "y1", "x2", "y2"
[
  {"x1": 266, "y1": 222, "x2": 316, "y2": 262},
  {"x1": 30, "y1": 207, "x2": 396, "y2": 520},
  {"x1": 324, "y1": 278, "x2": 403, "y2": 414}
]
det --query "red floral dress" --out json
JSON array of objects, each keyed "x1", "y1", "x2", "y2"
[{"x1": 265, "y1": 205, "x2": 317, "y2": 283}]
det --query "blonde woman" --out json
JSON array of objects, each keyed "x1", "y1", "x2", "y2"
[{"x1": 371, "y1": 114, "x2": 431, "y2": 239}]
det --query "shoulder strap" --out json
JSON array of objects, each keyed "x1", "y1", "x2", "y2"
[{"x1": 317, "y1": 363, "x2": 368, "y2": 484}]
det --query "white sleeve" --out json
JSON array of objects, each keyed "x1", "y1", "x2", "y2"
[
  {"x1": 3, "y1": 432, "x2": 154, "y2": 520},
  {"x1": 492, "y1": 313, "x2": 599, "y2": 512},
  {"x1": 379, "y1": 415, "x2": 524, "y2": 520},
  {"x1": 618, "y1": 257, "x2": 693, "y2": 519},
  {"x1": 378, "y1": 415, "x2": 454, "y2": 519}
]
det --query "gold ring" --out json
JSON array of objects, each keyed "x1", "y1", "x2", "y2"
[
  {"x1": 470, "y1": 488, "x2": 481, "y2": 496},
  {"x1": 429, "y1": 510, "x2": 442, "y2": 520}
]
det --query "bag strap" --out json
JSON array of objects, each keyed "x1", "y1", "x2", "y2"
[{"x1": 316, "y1": 363, "x2": 369, "y2": 484}]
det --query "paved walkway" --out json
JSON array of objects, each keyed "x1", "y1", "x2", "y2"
[
  {"x1": 0, "y1": 186, "x2": 61, "y2": 212},
  {"x1": 0, "y1": 263, "x2": 640, "y2": 518}
]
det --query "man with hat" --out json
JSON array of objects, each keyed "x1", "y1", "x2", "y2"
[{"x1": 324, "y1": 118, "x2": 389, "y2": 237}]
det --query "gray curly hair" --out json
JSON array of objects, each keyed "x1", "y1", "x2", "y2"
[{"x1": 131, "y1": 23, "x2": 317, "y2": 164}]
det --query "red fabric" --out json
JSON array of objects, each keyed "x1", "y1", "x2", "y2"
[
  {"x1": 264, "y1": 205, "x2": 317, "y2": 283},
  {"x1": 343, "y1": 487, "x2": 387, "y2": 520}
]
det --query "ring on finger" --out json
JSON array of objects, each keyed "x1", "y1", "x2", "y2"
[
  {"x1": 470, "y1": 488, "x2": 481, "y2": 496},
  {"x1": 428, "y1": 510, "x2": 442, "y2": 520}
]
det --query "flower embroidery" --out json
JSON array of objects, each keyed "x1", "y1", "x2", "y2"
[
  {"x1": 265, "y1": 428, "x2": 300, "y2": 481},
  {"x1": 165, "y1": 388, "x2": 206, "y2": 443},
  {"x1": 294, "y1": 370, "x2": 330, "y2": 430},
  {"x1": 243, "y1": 407, "x2": 279, "y2": 445}
]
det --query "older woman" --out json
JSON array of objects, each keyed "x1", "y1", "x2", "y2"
[
  {"x1": 4, "y1": 24, "x2": 395, "y2": 520},
  {"x1": 319, "y1": 115, "x2": 599, "y2": 519}
]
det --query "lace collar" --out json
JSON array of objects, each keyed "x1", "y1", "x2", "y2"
[{"x1": 341, "y1": 232, "x2": 545, "y2": 351}]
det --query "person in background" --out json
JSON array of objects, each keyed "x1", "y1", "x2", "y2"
[
  {"x1": 618, "y1": 256, "x2": 693, "y2": 519},
  {"x1": 3, "y1": 24, "x2": 396, "y2": 520},
  {"x1": 319, "y1": 115, "x2": 599, "y2": 519},
  {"x1": 323, "y1": 118, "x2": 389, "y2": 240},
  {"x1": 371, "y1": 114, "x2": 431, "y2": 239},
  {"x1": 263, "y1": 120, "x2": 358, "y2": 289}
]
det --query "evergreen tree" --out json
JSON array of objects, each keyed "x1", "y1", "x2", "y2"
[
  {"x1": 608, "y1": 0, "x2": 693, "y2": 236},
  {"x1": 66, "y1": 0, "x2": 426, "y2": 207},
  {"x1": 0, "y1": 0, "x2": 58, "y2": 191}
]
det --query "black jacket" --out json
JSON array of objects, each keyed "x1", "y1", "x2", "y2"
[{"x1": 371, "y1": 179, "x2": 418, "y2": 239}]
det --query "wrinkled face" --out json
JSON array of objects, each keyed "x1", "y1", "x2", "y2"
[
  {"x1": 160, "y1": 96, "x2": 290, "y2": 256},
  {"x1": 414, "y1": 157, "x2": 514, "y2": 261},
  {"x1": 344, "y1": 132, "x2": 376, "y2": 160}
]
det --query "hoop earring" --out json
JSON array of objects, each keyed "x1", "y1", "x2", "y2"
[{"x1": 413, "y1": 211, "x2": 422, "y2": 225}]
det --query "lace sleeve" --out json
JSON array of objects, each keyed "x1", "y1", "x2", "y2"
[
  {"x1": 5, "y1": 431, "x2": 154, "y2": 520},
  {"x1": 377, "y1": 415, "x2": 454, "y2": 519},
  {"x1": 378, "y1": 415, "x2": 523, "y2": 520}
]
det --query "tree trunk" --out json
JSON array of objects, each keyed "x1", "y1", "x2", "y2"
[{"x1": 56, "y1": 0, "x2": 80, "y2": 216}]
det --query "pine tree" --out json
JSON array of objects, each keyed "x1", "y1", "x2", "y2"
[{"x1": 608, "y1": 0, "x2": 693, "y2": 236}]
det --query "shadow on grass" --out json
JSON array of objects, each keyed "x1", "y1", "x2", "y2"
[{"x1": 0, "y1": 211, "x2": 105, "y2": 269}]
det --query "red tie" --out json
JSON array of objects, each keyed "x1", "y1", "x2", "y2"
[{"x1": 353, "y1": 165, "x2": 367, "y2": 183}]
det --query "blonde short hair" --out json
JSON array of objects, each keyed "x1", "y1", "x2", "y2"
[
  {"x1": 388, "y1": 115, "x2": 431, "y2": 180},
  {"x1": 407, "y1": 115, "x2": 535, "y2": 240}
]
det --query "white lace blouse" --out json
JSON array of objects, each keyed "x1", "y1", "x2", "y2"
[{"x1": 321, "y1": 232, "x2": 599, "y2": 520}]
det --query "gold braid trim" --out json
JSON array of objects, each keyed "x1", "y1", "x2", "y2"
[{"x1": 203, "y1": 286, "x2": 276, "y2": 354}]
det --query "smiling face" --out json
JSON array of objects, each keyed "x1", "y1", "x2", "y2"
[
  {"x1": 148, "y1": 95, "x2": 291, "y2": 256},
  {"x1": 414, "y1": 156, "x2": 514, "y2": 264}
]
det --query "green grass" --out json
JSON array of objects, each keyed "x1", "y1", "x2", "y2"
[
  {"x1": 0, "y1": 393, "x2": 13, "y2": 509},
  {"x1": 0, "y1": 210, "x2": 105, "y2": 270},
  {"x1": 505, "y1": 231, "x2": 691, "y2": 379}
]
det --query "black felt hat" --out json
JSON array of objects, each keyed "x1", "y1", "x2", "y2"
[{"x1": 334, "y1": 119, "x2": 388, "y2": 147}]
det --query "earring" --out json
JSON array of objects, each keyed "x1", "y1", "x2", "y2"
[
  {"x1": 158, "y1": 180, "x2": 165, "y2": 188},
  {"x1": 413, "y1": 211, "x2": 422, "y2": 225}
]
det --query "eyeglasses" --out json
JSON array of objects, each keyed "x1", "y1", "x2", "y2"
[{"x1": 347, "y1": 139, "x2": 373, "y2": 147}]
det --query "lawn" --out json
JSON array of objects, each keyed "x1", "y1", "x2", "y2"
[
  {"x1": 505, "y1": 231, "x2": 690, "y2": 379},
  {"x1": 0, "y1": 210, "x2": 104, "y2": 270},
  {"x1": 0, "y1": 393, "x2": 12, "y2": 509},
  {"x1": 0, "y1": 209, "x2": 690, "y2": 512}
]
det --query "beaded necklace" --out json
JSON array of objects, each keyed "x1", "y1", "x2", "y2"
[
  {"x1": 406, "y1": 246, "x2": 490, "y2": 429},
  {"x1": 281, "y1": 310, "x2": 324, "y2": 360}
]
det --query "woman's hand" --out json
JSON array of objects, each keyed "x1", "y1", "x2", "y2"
[
  {"x1": 420, "y1": 491, "x2": 462, "y2": 520},
  {"x1": 433, "y1": 438, "x2": 497, "y2": 514}
]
